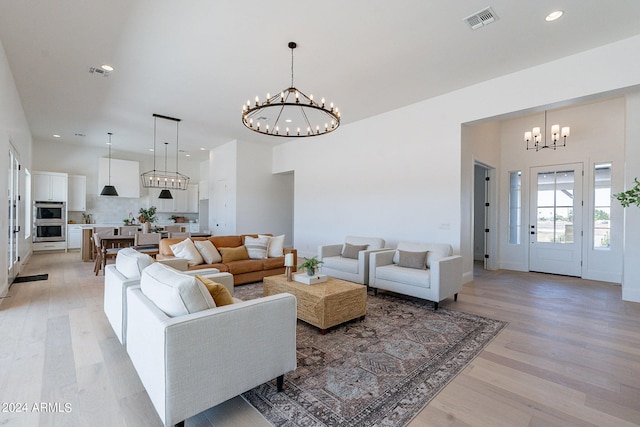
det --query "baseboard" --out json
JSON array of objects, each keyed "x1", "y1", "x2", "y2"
[
  {"x1": 0, "y1": 282, "x2": 9, "y2": 305},
  {"x1": 622, "y1": 287, "x2": 640, "y2": 303}
]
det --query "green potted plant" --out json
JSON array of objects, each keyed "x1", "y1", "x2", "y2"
[
  {"x1": 138, "y1": 206, "x2": 157, "y2": 232},
  {"x1": 299, "y1": 256, "x2": 324, "y2": 276},
  {"x1": 613, "y1": 177, "x2": 640, "y2": 208}
]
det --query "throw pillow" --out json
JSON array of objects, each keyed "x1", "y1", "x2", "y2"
[
  {"x1": 245, "y1": 236, "x2": 270, "y2": 259},
  {"x1": 140, "y1": 263, "x2": 215, "y2": 317},
  {"x1": 341, "y1": 243, "x2": 368, "y2": 259},
  {"x1": 169, "y1": 238, "x2": 204, "y2": 266},
  {"x1": 115, "y1": 247, "x2": 154, "y2": 279},
  {"x1": 397, "y1": 250, "x2": 428, "y2": 270},
  {"x1": 195, "y1": 275, "x2": 234, "y2": 306},
  {"x1": 218, "y1": 246, "x2": 250, "y2": 263},
  {"x1": 261, "y1": 234, "x2": 285, "y2": 257},
  {"x1": 194, "y1": 239, "x2": 222, "y2": 264}
]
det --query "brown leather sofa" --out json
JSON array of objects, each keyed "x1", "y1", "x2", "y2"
[{"x1": 157, "y1": 234, "x2": 297, "y2": 285}]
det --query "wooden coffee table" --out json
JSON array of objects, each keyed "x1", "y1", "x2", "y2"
[{"x1": 263, "y1": 274, "x2": 367, "y2": 334}]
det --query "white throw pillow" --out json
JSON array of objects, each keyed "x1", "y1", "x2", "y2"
[
  {"x1": 194, "y1": 239, "x2": 222, "y2": 264},
  {"x1": 245, "y1": 236, "x2": 270, "y2": 259},
  {"x1": 260, "y1": 234, "x2": 285, "y2": 258},
  {"x1": 140, "y1": 262, "x2": 215, "y2": 317},
  {"x1": 170, "y1": 238, "x2": 204, "y2": 266},
  {"x1": 115, "y1": 248, "x2": 154, "y2": 279}
]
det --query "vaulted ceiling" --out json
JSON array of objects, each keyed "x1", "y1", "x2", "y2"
[{"x1": 1, "y1": 1, "x2": 639, "y2": 162}]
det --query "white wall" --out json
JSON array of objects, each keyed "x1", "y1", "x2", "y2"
[
  {"x1": 623, "y1": 93, "x2": 640, "y2": 301},
  {"x1": 0, "y1": 39, "x2": 33, "y2": 297},
  {"x1": 273, "y1": 35, "x2": 640, "y2": 302},
  {"x1": 210, "y1": 140, "x2": 294, "y2": 242},
  {"x1": 274, "y1": 105, "x2": 462, "y2": 259}
]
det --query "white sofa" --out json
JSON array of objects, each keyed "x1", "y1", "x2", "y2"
[
  {"x1": 126, "y1": 262, "x2": 297, "y2": 427},
  {"x1": 369, "y1": 242, "x2": 463, "y2": 310},
  {"x1": 318, "y1": 236, "x2": 386, "y2": 285},
  {"x1": 104, "y1": 248, "x2": 232, "y2": 346}
]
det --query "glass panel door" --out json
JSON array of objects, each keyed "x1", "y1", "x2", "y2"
[{"x1": 529, "y1": 163, "x2": 583, "y2": 276}]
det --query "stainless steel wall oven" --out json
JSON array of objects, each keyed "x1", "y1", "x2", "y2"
[{"x1": 33, "y1": 201, "x2": 66, "y2": 242}]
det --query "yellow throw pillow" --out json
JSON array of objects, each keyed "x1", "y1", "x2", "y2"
[
  {"x1": 195, "y1": 275, "x2": 234, "y2": 307},
  {"x1": 218, "y1": 246, "x2": 250, "y2": 263}
]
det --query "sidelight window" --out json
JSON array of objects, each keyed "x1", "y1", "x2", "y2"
[{"x1": 593, "y1": 163, "x2": 611, "y2": 249}]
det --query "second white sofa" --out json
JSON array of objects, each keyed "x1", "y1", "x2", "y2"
[{"x1": 369, "y1": 242, "x2": 463, "y2": 310}]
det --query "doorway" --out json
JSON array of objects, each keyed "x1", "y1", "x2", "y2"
[
  {"x1": 529, "y1": 163, "x2": 583, "y2": 276},
  {"x1": 473, "y1": 162, "x2": 497, "y2": 270},
  {"x1": 8, "y1": 145, "x2": 21, "y2": 284}
]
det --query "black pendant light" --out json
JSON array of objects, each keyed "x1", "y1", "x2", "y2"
[
  {"x1": 157, "y1": 142, "x2": 173, "y2": 199},
  {"x1": 158, "y1": 189, "x2": 173, "y2": 199},
  {"x1": 100, "y1": 132, "x2": 119, "y2": 196}
]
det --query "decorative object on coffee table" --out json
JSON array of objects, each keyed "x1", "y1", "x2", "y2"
[
  {"x1": 284, "y1": 252, "x2": 294, "y2": 281},
  {"x1": 299, "y1": 256, "x2": 324, "y2": 276}
]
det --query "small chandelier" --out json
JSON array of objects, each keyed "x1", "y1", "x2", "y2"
[
  {"x1": 100, "y1": 132, "x2": 118, "y2": 196},
  {"x1": 242, "y1": 42, "x2": 340, "y2": 137},
  {"x1": 524, "y1": 110, "x2": 570, "y2": 151},
  {"x1": 141, "y1": 114, "x2": 190, "y2": 195}
]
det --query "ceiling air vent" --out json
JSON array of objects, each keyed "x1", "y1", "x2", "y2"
[
  {"x1": 89, "y1": 66, "x2": 111, "y2": 77},
  {"x1": 464, "y1": 7, "x2": 498, "y2": 30}
]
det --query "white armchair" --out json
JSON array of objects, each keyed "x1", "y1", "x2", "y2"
[
  {"x1": 318, "y1": 236, "x2": 386, "y2": 285},
  {"x1": 104, "y1": 248, "x2": 232, "y2": 346},
  {"x1": 126, "y1": 263, "x2": 297, "y2": 427},
  {"x1": 369, "y1": 242, "x2": 463, "y2": 310}
]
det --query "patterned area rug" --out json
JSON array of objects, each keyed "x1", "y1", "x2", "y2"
[{"x1": 235, "y1": 282, "x2": 507, "y2": 427}]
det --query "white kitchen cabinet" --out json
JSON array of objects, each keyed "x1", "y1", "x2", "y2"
[
  {"x1": 186, "y1": 184, "x2": 199, "y2": 212},
  {"x1": 67, "y1": 224, "x2": 82, "y2": 249},
  {"x1": 33, "y1": 171, "x2": 68, "y2": 202},
  {"x1": 98, "y1": 158, "x2": 140, "y2": 198},
  {"x1": 68, "y1": 175, "x2": 86, "y2": 211},
  {"x1": 189, "y1": 223, "x2": 200, "y2": 233},
  {"x1": 151, "y1": 184, "x2": 199, "y2": 213},
  {"x1": 149, "y1": 188, "x2": 175, "y2": 212},
  {"x1": 199, "y1": 179, "x2": 209, "y2": 200}
]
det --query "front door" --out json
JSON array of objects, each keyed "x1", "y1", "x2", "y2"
[{"x1": 529, "y1": 163, "x2": 583, "y2": 276}]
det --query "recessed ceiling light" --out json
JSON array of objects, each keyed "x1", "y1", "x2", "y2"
[
  {"x1": 101, "y1": 64, "x2": 114, "y2": 72},
  {"x1": 546, "y1": 10, "x2": 564, "y2": 21},
  {"x1": 148, "y1": 148, "x2": 154, "y2": 152},
  {"x1": 185, "y1": 154, "x2": 191, "y2": 157},
  {"x1": 200, "y1": 147, "x2": 206, "y2": 151},
  {"x1": 52, "y1": 134, "x2": 61, "y2": 138}
]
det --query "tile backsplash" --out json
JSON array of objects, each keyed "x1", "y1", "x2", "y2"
[{"x1": 67, "y1": 195, "x2": 198, "y2": 224}]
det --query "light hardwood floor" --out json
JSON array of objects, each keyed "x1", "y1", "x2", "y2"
[{"x1": 1, "y1": 252, "x2": 639, "y2": 426}]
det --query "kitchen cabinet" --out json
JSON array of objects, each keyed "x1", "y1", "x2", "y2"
[
  {"x1": 199, "y1": 179, "x2": 209, "y2": 200},
  {"x1": 149, "y1": 188, "x2": 175, "y2": 212},
  {"x1": 188, "y1": 223, "x2": 200, "y2": 233},
  {"x1": 150, "y1": 184, "x2": 199, "y2": 213},
  {"x1": 98, "y1": 158, "x2": 140, "y2": 198},
  {"x1": 33, "y1": 171, "x2": 68, "y2": 202},
  {"x1": 67, "y1": 224, "x2": 82, "y2": 249},
  {"x1": 68, "y1": 175, "x2": 86, "y2": 211}
]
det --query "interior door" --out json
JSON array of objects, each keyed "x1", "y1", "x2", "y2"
[
  {"x1": 8, "y1": 147, "x2": 20, "y2": 283},
  {"x1": 529, "y1": 163, "x2": 583, "y2": 276},
  {"x1": 213, "y1": 179, "x2": 228, "y2": 235}
]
